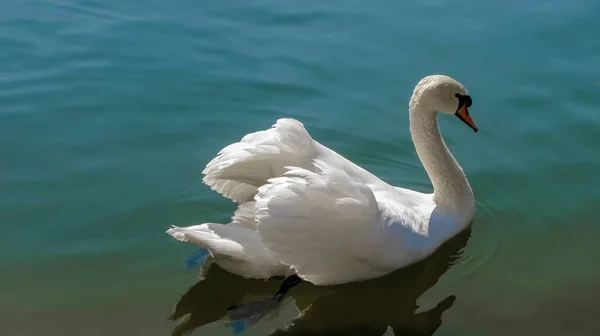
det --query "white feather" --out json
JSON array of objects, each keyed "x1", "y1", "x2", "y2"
[
  {"x1": 167, "y1": 202, "x2": 292, "y2": 279},
  {"x1": 201, "y1": 118, "x2": 316, "y2": 203}
]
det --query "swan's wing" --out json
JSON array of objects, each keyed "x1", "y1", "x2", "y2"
[
  {"x1": 202, "y1": 118, "x2": 317, "y2": 203},
  {"x1": 255, "y1": 160, "x2": 396, "y2": 285},
  {"x1": 202, "y1": 118, "x2": 388, "y2": 203}
]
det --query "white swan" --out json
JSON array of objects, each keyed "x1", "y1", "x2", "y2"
[{"x1": 167, "y1": 74, "x2": 478, "y2": 286}]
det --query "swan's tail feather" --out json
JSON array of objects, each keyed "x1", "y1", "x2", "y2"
[
  {"x1": 166, "y1": 224, "x2": 245, "y2": 260},
  {"x1": 167, "y1": 225, "x2": 189, "y2": 242},
  {"x1": 202, "y1": 118, "x2": 316, "y2": 203},
  {"x1": 166, "y1": 203, "x2": 290, "y2": 279}
]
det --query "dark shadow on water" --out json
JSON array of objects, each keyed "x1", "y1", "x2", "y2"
[{"x1": 169, "y1": 226, "x2": 472, "y2": 336}]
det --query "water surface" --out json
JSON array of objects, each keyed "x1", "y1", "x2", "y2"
[{"x1": 1, "y1": 0, "x2": 600, "y2": 335}]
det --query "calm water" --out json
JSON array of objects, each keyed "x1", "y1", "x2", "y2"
[{"x1": 2, "y1": 0, "x2": 600, "y2": 335}]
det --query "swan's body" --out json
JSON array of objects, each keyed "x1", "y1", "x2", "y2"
[{"x1": 167, "y1": 75, "x2": 478, "y2": 286}]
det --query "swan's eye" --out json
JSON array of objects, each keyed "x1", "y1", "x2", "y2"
[{"x1": 455, "y1": 93, "x2": 472, "y2": 108}]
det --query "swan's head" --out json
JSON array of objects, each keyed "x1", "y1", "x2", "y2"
[{"x1": 411, "y1": 75, "x2": 478, "y2": 132}]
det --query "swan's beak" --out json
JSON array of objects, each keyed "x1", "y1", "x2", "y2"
[{"x1": 455, "y1": 104, "x2": 478, "y2": 132}]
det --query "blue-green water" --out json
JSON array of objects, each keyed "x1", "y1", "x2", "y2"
[{"x1": 2, "y1": 0, "x2": 600, "y2": 335}]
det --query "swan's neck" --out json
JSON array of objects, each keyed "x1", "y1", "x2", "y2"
[{"x1": 409, "y1": 103, "x2": 474, "y2": 209}]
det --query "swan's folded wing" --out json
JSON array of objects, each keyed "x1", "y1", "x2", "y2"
[
  {"x1": 255, "y1": 160, "x2": 389, "y2": 285},
  {"x1": 202, "y1": 118, "x2": 316, "y2": 203}
]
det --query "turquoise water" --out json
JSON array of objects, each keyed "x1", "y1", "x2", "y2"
[{"x1": 2, "y1": 0, "x2": 600, "y2": 335}]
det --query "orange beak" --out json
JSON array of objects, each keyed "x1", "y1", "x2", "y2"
[{"x1": 455, "y1": 104, "x2": 478, "y2": 132}]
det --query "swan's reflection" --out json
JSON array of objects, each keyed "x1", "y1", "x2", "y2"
[{"x1": 169, "y1": 226, "x2": 471, "y2": 336}]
